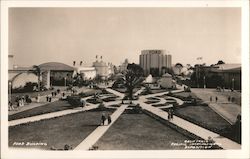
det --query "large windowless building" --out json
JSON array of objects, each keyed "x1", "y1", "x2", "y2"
[{"x1": 139, "y1": 50, "x2": 172, "y2": 76}]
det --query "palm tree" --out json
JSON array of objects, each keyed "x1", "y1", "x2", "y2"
[
  {"x1": 122, "y1": 63, "x2": 144, "y2": 100},
  {"x1": 31, "y1": 65, "x2": 42, "y2": 91}
]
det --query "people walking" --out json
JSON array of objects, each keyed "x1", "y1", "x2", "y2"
[
  {"x1": 101, "y1": 113, "x2": 106, "y2": 126},
  {"x1": 210, "y1": 96, "x2": 212, "y2": 102},
  {"x1": 231, "y1": 97, "x2": 235, "y2": 103},
  {"x1": 170, "y1": 109, "x2": 174, "y2": 119},
  {"x1": 46, "y1": 95, "x2": 49, "y2": 102},
  {"x1": 107, "y1": 114, "x2": 112, "y2": 125},
  {"x1": 168, "y1": 109, "x2": 171, "y2": 120},
  {"x1": 228, "y1": 96, "x2": 231, "y2": 102},
  {"x1": 215, "y1": 96, "x2": 218, "y2": 103}
]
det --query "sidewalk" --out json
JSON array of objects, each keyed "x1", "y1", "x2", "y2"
[
  {"x1": 9, "y1": 105, "x2": 98, "y2": 127},
  {"x1": 8, "y1": 95, "x2": 60, "y2": 116},
  {"x1": 134, "y1": 87, "x2": 145, "y2": 96},
  {"x1": 74, "y1": 104, "x2": 128, "y2": 150},
  {"x1": 191, "y1": 88, "x2": 241, "y2": 124},
  {"x1": 136, "y1": 101, "x2": 241, "y2": 149},
  {"x1": 105, "y1": 88, "x2": 125, "y2": 98}
]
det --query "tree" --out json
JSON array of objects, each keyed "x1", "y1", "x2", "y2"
[
  {"x1": 73, "y1": 73, "x2": 83, "y2": 87},
  {"x1": 175, "y1": 63, "x2": 183, "y2": 67},
  {"x1": 30, "y1": 65, "x2": 42, "y2": 91},
  {"x1": 123, "y1": 63, "x2": 144, "y2": 100},
  {"x1": 217, "y1": 60, "x2": 225, "y2": 65}
]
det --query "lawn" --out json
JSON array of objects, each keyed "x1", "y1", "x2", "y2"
[
  {"x1": 94, "y1": 113, "x2": 191, "y2": 150},
  {"x1": 9, "y1": 109, "x2": 114, "y2": 150},
  {"x1": 9, "y1": 100, "x2": 76, "y2": 121},
  {"x1": 173, "y1": 105, "x2": 231, "y2": 133}
]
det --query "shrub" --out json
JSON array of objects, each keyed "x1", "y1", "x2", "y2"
[{"x1": 67, "y1": 96, "x2": 82, "y2": 107}]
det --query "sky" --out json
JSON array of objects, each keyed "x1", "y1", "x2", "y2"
[{"x1": 9, "y1": 8, "x2": 241, "y2": 67}]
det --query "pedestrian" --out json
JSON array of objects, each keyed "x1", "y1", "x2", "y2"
[
  {"x1": 55, "y1": 92, "x2": 57, "y2": 96},
  {"x1": 51, "y1": 92, "x2": 54, "y2": 97},
  {"x1": 80, "y1": 99, "x2": 85, "y2": 108},
  {"x1": 228, "y1": 96, "x2": 231, "y2": 102},
  {"x1": 9, "y1": 101, "x2": 14, "y2": 110},
  {"x1": 46, "y1": 95, "x2": 49, "y2": 102},
  {"x1": 49, "y1": 96, "x2": 52, "y2": 102},
  {"x1": 170, "y1": 109, "x2": 174, "y2": 119},
  {"x1": 215, "y1": 96, "x2": 218, "y2": 103},
  {"x1": 107, "y1": 114, "x2": 112, "y2": 124},
  {"x1": 231, "y1": 97, "x2": 235, "y2": 103},
  {"x1": 210, "y1": 96, "x2": 212, "y2": 102},
  {"x1": 101, "y1": 113, "x2": 106, "y2": 125},
  {"x1": 168, "y1": 109, "x2": 171, "y2": 120},
  {"x1": 62, "y1": 92, "x2": 65, "y2": 97}
]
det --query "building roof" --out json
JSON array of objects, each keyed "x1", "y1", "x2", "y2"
[
  {"x1": 211, "y1": 64, "x2": 241, "y2": 72},
  {"x1": 93, "y1": 61, "x2": 107, "y2": 67},
  {"x1": 143, "y1": 74, "x2": 156, "y2": 83},
  {"x1": 39, "y1": 62, "x2": 74, "y2": 71},
  {"x1": 162, "y1": 73, "x2": 172, "y2": 77}
]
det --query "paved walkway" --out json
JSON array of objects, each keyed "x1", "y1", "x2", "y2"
[
  {"x1": 8, "y1": 91, "x2": 72, "y2": 116},
  {"x1": 135, "y1": 100, "x2": 241, "y2": 149},
  {"x1": 134, "y1": 87, "x2": 145, "y2": 96},
  {"x1": 8, "y1": 96, "x2": 60, "y2": 116},
  {"x1": 192, "y1": 88, "x2": 241, "y2": 124},
  {"x1": 74, "y1": 104, "x2": 128, "y2": 150},
  {"x1": 9, "y1": 105, "x2": 98, "y2": 127},
  {"x1": 105, "y1": 88, "x2": 125, "y2": 98}
]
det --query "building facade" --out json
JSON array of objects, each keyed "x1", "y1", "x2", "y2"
[
  {"x1": 92, "y1": 56, "x2": 114, "y2": 79},
  {"x1": 139, "y1": 50, "x2": 172, "y2": 76}
]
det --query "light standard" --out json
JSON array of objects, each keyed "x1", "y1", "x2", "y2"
[
  {"x1": 8, "y1": 81, "x2": 12, "y2": 102},
  {"x1": 232, "y1": 78, "x2": 235, "y2": 91},
  {"x1": 64, "y1": 77, "x2": 67, "y2": 87},
  {"x1": 203, "y1": 76, "x2": 206, "y2": 89}
]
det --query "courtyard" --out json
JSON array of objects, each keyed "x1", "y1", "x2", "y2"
[{"x1": 8, "y1": 83, "x2": 241, "y2": 150}]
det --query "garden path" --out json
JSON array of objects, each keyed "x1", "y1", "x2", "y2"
[
  {"x1": 135, "y1": 99, "x2": 241, "y2": 149},
  {"x1": 74, "y1": 104, "x2": 128, "y2": 150}
]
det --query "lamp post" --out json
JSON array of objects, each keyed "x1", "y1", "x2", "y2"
[
  {"x1": 203, "y1": 76, "x2": 206, "y2": 89},
  {"x1": 8, "y1": 81, "x2": 12, "y2": 102},
  {"x1": 64, "y1": 77, "x2": 67, "y2": 87},
  {"x1": 232, "y1": 78, "x2": 234, "y2": 91}
]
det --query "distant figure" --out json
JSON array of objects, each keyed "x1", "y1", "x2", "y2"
[
  {"x1": 101, "y1": 113, "x2": 106, "y2": 125},
  {"x1": 231, "y1": 97, "x2": 235, "y2": 103},
  {"x1": 107, "y1": 115, "x2": 112, "y2": 124},
  {"x1": 51, "y1": 92, "x2": 54, "y2": 97},
  {"x1": 210, "y1": 96, "x2": 212, "y2": 102},
  {"x1": 215, "y1": 96, "x2": 218, "y2": 102},
  {"x1": 168, "y1": 109, "x2": 171, "y2": 120},
  {"x1": 9, "y1": 101, "x2": 14, "y2": 110},
  {"x1": 80, "y1": 99, "x2": 86, "y2": 108},
  {"x1": 170, "y1": 109, "x2": 174, "y2": 119},
  {"x1": 49, "y1": 97, "x2": 52, "y2": 102},
  {"x1": 46, "y1": 95, "x2": 49, "y2": 102},
  {"x1": 228, "y1": 96, "x2": 231, "y2": 102},
  {"x1": 62, "y1": 92, "x2": 65, "y2": 97},
  {"x1": 36, "y1": 94, "x2": 40, "y2": 103}
]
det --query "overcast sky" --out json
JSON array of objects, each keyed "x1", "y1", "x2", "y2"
[{"x1": 9, "y1": 8, "x2": 241, "y2": 67}]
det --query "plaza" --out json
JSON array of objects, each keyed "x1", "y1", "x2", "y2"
[{"x1": 8, "y1": 81, "x2": 241, "y2": 150}]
